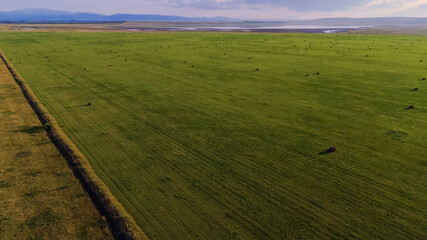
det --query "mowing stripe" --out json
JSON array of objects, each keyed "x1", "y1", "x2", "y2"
[{"x1": 0, "y1": 49, "x2": 148, "y2": 240}]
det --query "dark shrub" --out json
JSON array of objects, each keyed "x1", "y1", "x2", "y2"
[{"x1": 42, "y1": 122, "x2": 52, "y2": 130}]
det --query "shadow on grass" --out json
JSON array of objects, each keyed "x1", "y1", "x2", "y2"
[
  {"x1": 0, "y1": 180, "x2": 11, "y2": 189},
  {"x1": 18, "y1": 124, "x2": 52, "y2": 134},
  {"x1": 54, "y1": 185, "x2": 70, "y2": 191},
  {"x1": 25, "y1": 208, "x2": 61, "y2": 229},
  {"x1": 18, "y1": 126, "x2": 43, "y2": 134},
  {"x1": 66, "y1": 103, "x2": 92, "y2": 108},
  {"x1": 318, "y1": 149, "x2": 334, "y2": 155},
  {"x1": 16, "y1": 151, "x2": 32, "y2": 158}
]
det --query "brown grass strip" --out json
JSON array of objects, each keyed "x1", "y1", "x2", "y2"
[{"x1": 0, "y1": 49, "x2": 148, "y2": 240}]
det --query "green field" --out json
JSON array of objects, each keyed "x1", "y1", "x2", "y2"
[{"x1": 0, "y1": 32, "x2": 425, "y2": 239}]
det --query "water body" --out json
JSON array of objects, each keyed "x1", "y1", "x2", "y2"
[
  {"x1": 10, "y1": 27, "x2": 39, "y2": 30},
  {"x1": 261, "y1": 25, "x2": 369, "y2": 29},
  {"x1": 3, "y1": 22, "x2": 371, "y2": 33},
  {"x1": 121, "y1": 23, "x2": 371, "y2": 33}
]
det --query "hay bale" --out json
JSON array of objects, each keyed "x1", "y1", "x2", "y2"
[{"x1": 328, "y1": 146, "x2": 336, "y2": 152}]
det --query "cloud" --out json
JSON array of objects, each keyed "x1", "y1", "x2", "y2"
[
  {"x1": 396, "y1": 3, "x2": 427, "y2": 16},
  {"x1": 1, "y1": 0, "x2": 427, "y2": 19},
  {"x1": 363, "y1": 0, "x2": 427, "y2": 15},
  {"x1": 162, "y1": 0, "x2": 370, "y2": 11},
  {"x1": 367, "y1": 0, "x2": 427, "y2": 9},
  {"x1": 159, "y1": 0, "x2": 240, "y2": 9}
]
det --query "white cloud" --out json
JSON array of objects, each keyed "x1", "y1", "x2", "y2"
[
  {"x1": 153, "y1": 0, "x2": 427, "y2": 19},
  {"x1": 367, "y1": 0, "x2": 427, "y2": 9},
  {"x1": 362, "y1": 0, "x2": 427, "y2": 16}
]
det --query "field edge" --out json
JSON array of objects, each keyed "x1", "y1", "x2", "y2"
[{"x1": 0, "y1": 48, "x2": 148, "y2": 240}]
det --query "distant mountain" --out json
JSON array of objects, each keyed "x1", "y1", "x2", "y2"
[{"x1": 0, "y1": 9, "x2": 236, "y2": 22}]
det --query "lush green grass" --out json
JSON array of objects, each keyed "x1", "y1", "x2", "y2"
[{"x1": 0, "y1": 32, "x2": 426, "y2": 239}]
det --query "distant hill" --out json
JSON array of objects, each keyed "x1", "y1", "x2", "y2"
[{"x1": 0, "y1": 9, "x2": 236, "y2": 22}]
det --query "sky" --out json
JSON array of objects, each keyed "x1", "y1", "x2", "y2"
[{"x1": 1, "y1": 0, "x2": 427, "y2": 20}]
